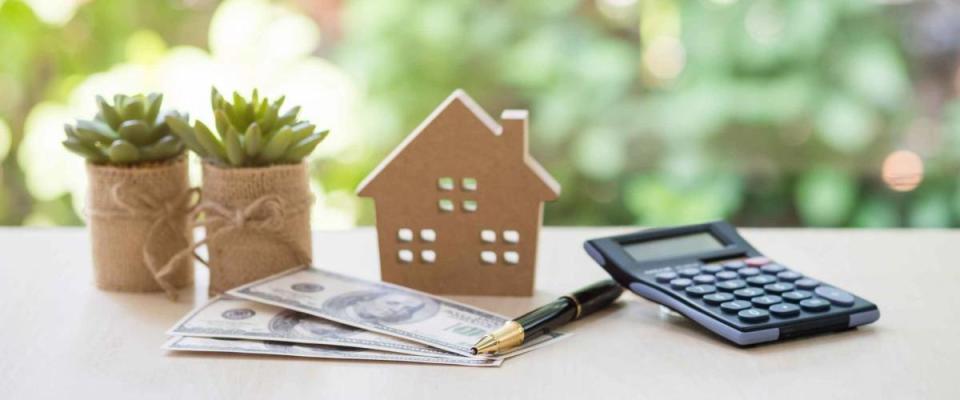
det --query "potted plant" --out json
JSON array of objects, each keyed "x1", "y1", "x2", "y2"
[
  {"x1": 166, "y1": 89, "x2": 328, "y2": 294},
  {"x1": 63, "y1": 93, "x2": 194, "y2": 298}
]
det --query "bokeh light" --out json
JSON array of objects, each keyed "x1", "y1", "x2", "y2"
[{"x1": 882, "y1": 150, "x2": 924, "y2": 192}]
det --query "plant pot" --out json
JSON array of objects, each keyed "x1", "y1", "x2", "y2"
[
  {"x1": 200, "y1": 161, "x2": 313, "y2": 295},
  {"x1": 86, "y1": 156, "x2": 194, "y2": 294}
]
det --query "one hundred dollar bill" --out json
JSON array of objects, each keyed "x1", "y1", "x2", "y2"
[
  {"x1": 168, "y1": 296, "x2": 459, "y2": 358},
  {"x1": 228, "y1": 267, "x2": 568, "y2": 357},
  {"x1": 163, "y1": 336, "x2": 502, "y2": 367}
]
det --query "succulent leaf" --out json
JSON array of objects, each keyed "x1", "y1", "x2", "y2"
[
  {"x1": 194, "y1": 121, "x2": 228, "y2": 162},
  {"x1": 283, "y1": 130, "x2": 328, "y2": 162},
  {"x1": 224, "y1": 127, "x2": 245, "y2": 166},
  {"x1": 75, "y1": 120, "x2": 117, "y2": 144},
  {"x1": 117, "y1": 120, "x2": 152, "y2": 146},
  {"x1": 108, "y1": 140, "x2": 140, "y2": 163},
  {"x1": 96, "y1": 95, "x2": 122, "y2": 129},
  {"x1": 145, "y1": 93, "x2": 163, "y2": 125},
  {"x1": 244, "y1": 123, "x2": 262, "y2": 157}
]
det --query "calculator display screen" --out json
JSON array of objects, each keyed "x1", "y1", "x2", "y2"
[{"x1": 622, "y1": 232, "x2": 725, "y2": 262}]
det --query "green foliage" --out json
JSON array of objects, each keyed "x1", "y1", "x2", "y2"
[
  {"x1": 167, "y1": 88, "x2": 329, "y2": 167},
  {"x1": 62, "y1": 93, "x2": 186, "y2": 164}
]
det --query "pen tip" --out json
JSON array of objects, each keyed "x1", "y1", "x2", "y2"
[{"x1": 470, "y1": 348, "x2": 478, "y2": 355}]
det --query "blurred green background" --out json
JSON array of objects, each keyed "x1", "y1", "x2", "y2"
[{"x1": 1, "y1": 0, "x2": 958, "y2": 228}]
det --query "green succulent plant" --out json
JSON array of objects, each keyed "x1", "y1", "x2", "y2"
[
  {"x1": 62, "y1": 93, "x2": 188, "y2": 164},
  {"x1": 166, "y1": 88, "x2": 329, "y2": 167}
]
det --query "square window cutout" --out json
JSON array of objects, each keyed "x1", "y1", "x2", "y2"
[
  {"x1": 397, "y1": 249, "x2": 414, "y2": 264},
  {"x1": 462, "y1": 177, "x2": 478, "y2": 191},
  {"x1": 462, "y1": 200, "x2": 477, "y2": 212},
  {"x1": 503, "y1": 230, "x2": 519, "y2": 244},
  {"x1": 397, "y1": 228, "x2": 413, "y2": 242},
  {"x1": 480, "y1": 230, "x2": 496, "y2": 243},
  {"x1": 504, "y1": 251, "x2": 519, "y2": 265},
  {"x1": 437, "y1": 177, "x2": 454, "y2": 191},
  {"x1": 421, "y1": 250, "x2": 436, "y2": 263},
  {"x1": 438, "y1": 199, "x2": 454, "y2": 212},
  {"x1": 480, "y1": 251, "x2": 497, "y2": 264},
  {"x1": 420, "y1": 229, "x2": 436, "y2": 242}
]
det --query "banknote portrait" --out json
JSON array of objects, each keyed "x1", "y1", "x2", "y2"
[
  {"x1": 268, "y1": 309, "x2": 360, "y2": 338},
  {"x1": 322, "y1": 290, "x2": 440, "y2": 325}
]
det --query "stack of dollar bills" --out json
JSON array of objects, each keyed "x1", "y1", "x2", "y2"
[{"x1": 165, "y1": 267, "x2": 568, "y2": 367}]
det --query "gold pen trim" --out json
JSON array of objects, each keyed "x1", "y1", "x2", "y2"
[
  {"x1": 471, "y1": 320, "x2": 524, "y2": 355},
  {"x1": 563, "y1": 295, "x2": 582, "y2": 319}
]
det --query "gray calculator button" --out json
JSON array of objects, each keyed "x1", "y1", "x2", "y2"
[
  {"x1": 795, "y1": 278, "x2": 821, "y2": 290},
  {"x1": 723, "y1": 261, "x2": 746, "y2": 271},
  {"x1": 685, "y1": 285, "x2": 716, "y2": 297},
  {"x1": 751, "y1": 295, "x2": 782, "y2": 308},
  {"x1": 716, "y1": 280, "x2": 746, "y2": 292},
  {"x1": 693, "y1": 274, "x2": 716, "y2": 284},
  {"x1": 720, "y1": 300, "x2": 751, "y2": 314},
  {"x1": 734, "y1": 287, "x2": 764, "y2": 300},
  {"x1": 781, "y1": 290, "x2": 812, "y2": 303},
  {"x1": 678, "y1": 268, "x2": 701, "y2": 278},
  {"x1": 744, "y1": 257, "x2": 771, "y2": 267},
  {"x1": 814, "y1": 286, "x2": 855, "y2": 307},
  {"x1": 777, "y1": 271, "x2": 802, "y2": 281},
  {"x1": 737, "y1": 268, "x2": 761, "y2": 277},
  {"x1": 800, "y1": 298, "x2": 831, "y2": 312},
  {"x1": 670, "y1": 278, "x2": 693, "y2": 289},
  {"x1": 703, "y1": 292, "x2": 735, "y2": 305},
  {"x1": 701, "y1": 264, "x2": 723, "y2": 274},
  {"x1": 760, "y1": 263, "x2": 786, "y2": 274},
  {"x1": 769, "y1": 303, "x2": 801, "y2": 318},
  {"x1": 763, "y1": 282, "x2": 795, "y2": 294},
  {"x1": 655, "y1": 272, "x2": 678, "y2": 283},
  {"x1": 746, "y1": 275, "x2": 777, "y2": 287},
  {"x1": 737, "y1": 308, "x2": 770, "y2": 323},
  {"x1": 715, "y1": 271, "x2": 738, "y2": 281}
]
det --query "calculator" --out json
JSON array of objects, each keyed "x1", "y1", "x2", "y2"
[{"x1": 583, "y1": 221, "x2": 880, "y2": 346}]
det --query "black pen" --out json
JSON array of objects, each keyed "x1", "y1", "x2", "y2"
[{"x1": 471, "y1": 279, "x2": 623, "y2": 355}]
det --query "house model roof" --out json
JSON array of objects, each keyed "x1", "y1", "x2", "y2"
[{"x1": 356, "y1": 89, "x2": 560, "y2": 201}]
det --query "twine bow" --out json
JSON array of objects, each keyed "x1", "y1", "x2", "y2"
[
  {"x1": 88, "y1": 183, "x2": 200, "y2": 299},
  {"x1": 155, "y1": 194, "x2": 312, "y2": 300}
]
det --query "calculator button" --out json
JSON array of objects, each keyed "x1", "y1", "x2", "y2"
[
  {"x1": 751, "y1": 295, "x2": 782, "y2": 308},
  {"x1": 800, "y1": 298, "x2": 831, "y2": 312},
  {"x1": 670, "y1": 278, "x2": 693, "y2": 289},
  {"x1": 733, "y1": 287, "x2": 764, "y2": 299},
  {"x1": 715, "y1": 271, "x2": 738, "y2": 281},
  {"x1": 685, "y1": 285, "x2": 716, "y2": 297},
  {"x1": 769, "y1": 303, "x2": 801, "y2": 318},
  {"x1": 746, "y1": 275, "x2": 777, "y2": 287},
  {"x1": 781, "y1": 290, "x2": 813, "y2": 303},
  {"x1": 760, "y1": 263, "x2": 786, "y2": 274},
  {"x1": 795, "y1": 278, "x2": 821, "y2": 290},
  {"x1": 776, "y1": 271, "x2": 803, "y2": 282},
  {"x1": 716, "y1": 280, "x2": 746, "y2": 292},
  {"x1": 655, "y1": 272, "x2": 678, "y2": 283},
  {"x1": 693, "y1": 274, "x2": 716, "y2": 284},
  {"x1": 737, "y1": 268, "x2": 761, "y2": 277},
  {"x1": 678, "y1": 268, "x2": 701, "y2": 278},
  {"x1": 737, "y1": 308, "x2": 770, "y2": 323},
  {"x1": 702, "y1": 292, "x2": 735, "y2": 305},
  {"x1": 723, "y1": 261, "x2": 746, "y2": 271},
  {"x1": 701, "y1": 264, "x2": 724, "y2": 274},
  {"x1": 720, "y1": 300, "x2": 751, "y2": 314},
  {"x1": 744, "y1": 257, "x2": 770, "y2": 267},
  {"x1": 763, "y1": 282, "x2": 795, "y2": 294},
  {"x1": 814, "y1": 286, "x2": 855, "y2": 307}
]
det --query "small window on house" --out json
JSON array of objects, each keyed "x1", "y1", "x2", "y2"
[
  {"x1": 503, "y1": 251, "x2": 519, "y2": 265},
  {"x1": 480, "y1": 251, "x2": 497, "y2": 264},
  {"x1": 503, "y1": 230, "x2": 519, "y2": 244},
  {"x1": 397, "y1": 249, "x2": 414, "y2": 264},
  {"x1": 420, "y1": 229, "x2": 436, "y2": 242},
  {"x1": 462, "y1": 177, "x2": 478, "y2": 191},
  {"x1": 480, "y1": 230, "x2": 496, "y2": 243},
  {"x1": 421, "y1": 250, "x2": 436, "y2": 263},
  {"x1": 397, "y1": 228, "x2": 413, "y2": 242},
  {"x1": 438, "y1": 199, "x2": 454, "y2": 212},
  {"x1": 437, "y1": 177, "x2": 454, "y2": 191},
  {"x1": 462, "y1": 200, "x2": 477, "y2": 213}
]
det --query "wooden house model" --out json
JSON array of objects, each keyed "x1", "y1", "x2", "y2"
[{"x1": 356, "y1": 90, "x2": 560, "y2": 296}]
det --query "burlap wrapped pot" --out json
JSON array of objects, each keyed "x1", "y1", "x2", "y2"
[
  {"x1": 199, "y1": 161, "x2": 313, "y2": 295},
  {"x1": 85, "y1": 156, "x2": 194, "y2": 297}
]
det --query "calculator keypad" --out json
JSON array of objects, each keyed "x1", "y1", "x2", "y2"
[{"x1": 652, "y1": 257, "x2": 860, "y2": 325}]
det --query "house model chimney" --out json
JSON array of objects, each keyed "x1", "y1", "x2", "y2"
[{"x1": 500, "y1": 109, "x2": 529, "y2": 155}]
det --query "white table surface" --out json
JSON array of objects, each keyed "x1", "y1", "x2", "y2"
[{"x1": 1, "y1": 227, "x2": 958, "y2": 399}]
